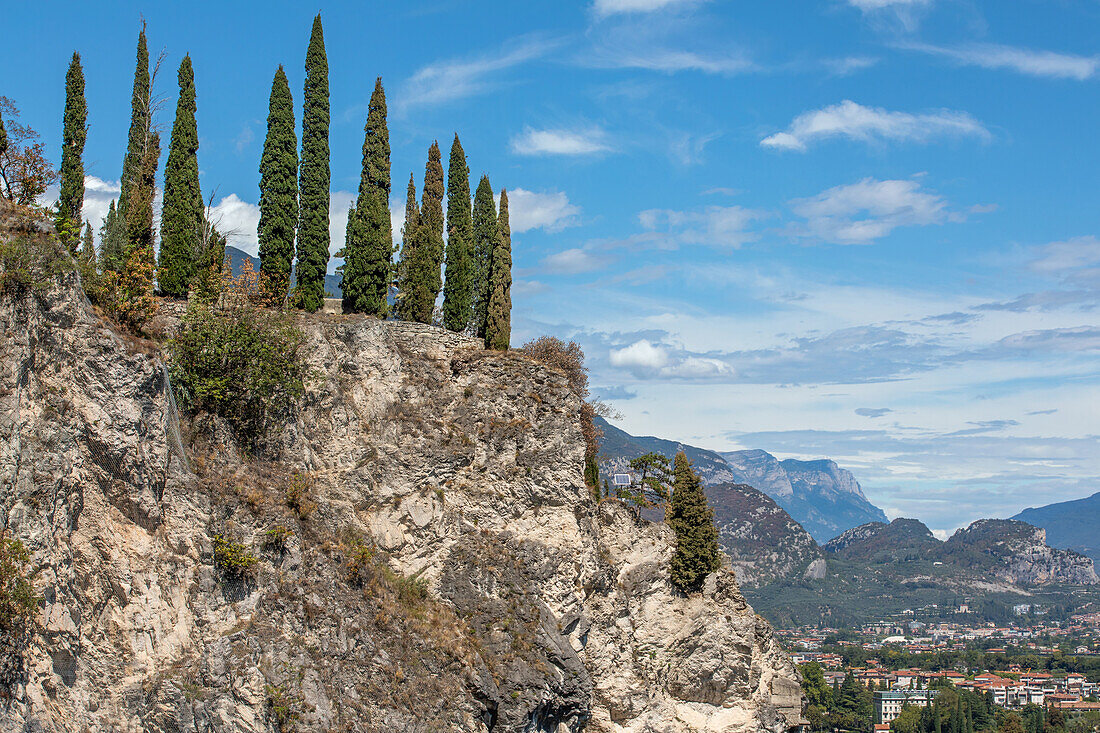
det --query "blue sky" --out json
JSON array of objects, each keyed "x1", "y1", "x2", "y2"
[{"x1": 4, "y1": 0, "x2": 1099, "y2": 537}]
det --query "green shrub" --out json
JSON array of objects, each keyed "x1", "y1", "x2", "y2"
[
  {"x1": 263, "y1": 525, "x2": 293, "y2": 552},
  {"x1": 169, "y1": 301, "x2": 306, "y2": 445},
  {"x1": 265, "y1": 682, "x2": 301, "y2": 732},
  {"x1": 211, "y1": 534, "x2": 257, "y2": 579},
  {"x1": 0, "y1": 233, "x2": 72, "y2": 294},
  {"x1": 0, "y1": 535, "x2": 37, "y2": 634}
]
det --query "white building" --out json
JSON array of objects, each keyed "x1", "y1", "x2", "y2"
[{"x1": 874, "y1": 690, "x2": 939, "y2": 725}]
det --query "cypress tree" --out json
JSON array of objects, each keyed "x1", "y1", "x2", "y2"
[
  {"x1": 58, "y1": 51, "x2": 87, "y2": 247},
  {"x1": 421, "y1": 141, "x2": 445, "y2": 318},
  {"x1": 397, "y1": 144, "x2": 443, "y2": 323},
  {"x1": 470, "y1": 174, "x2": 496, "y2": 337},
  {"x1": 295, "y1": 14, "x2": 330, "y2": 312},
  {"x1": 442, "y1": 134, "x2": 472, "y2": 331},
  {"x1": 104, "y1": 25, "x2": 150, "y2": 272},
  {"x1": 341, "y1": 77, "x2": 391, "y2": 314},
  {"x1": 667, "y1": 451, "x2": 720, "y2": 592},
  {"x1": 485, "y1": 187, "x2": 511, "y2": 350},
  {"x1": 80, "y1": 221, "x2": 96, "y2": 266},
  {"x1": 258, "y1": 66, "x2": 298, "y2": 304},
  {"x1": 158, "y1": 55, "x2": 202, "y2": 297},
  {"x1": 395, "y1": 173, "x2": 421, "y2": 320}
]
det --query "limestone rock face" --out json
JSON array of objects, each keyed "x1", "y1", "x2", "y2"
[{"x1": 0, "y1": 273, "x2": 803, "y2": 732}]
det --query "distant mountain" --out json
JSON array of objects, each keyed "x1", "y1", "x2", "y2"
[
  {"x1": 1013, "y1": 492, "x2": 1100, "y2": 565},
  {"x1": 720, "y1": 450, "x2": 888, "y2": 543},
  {"x1": 225, "y1": 245, "x2": 343, "y2": 299},
  {"x1": 706, "y1": 483, "x2": 825, "y2": 588},
  {"x1": 824, "y1": 518, "x2": 940, "y2": 562},
  {"x1": 596, "y1": 418, "x2": 888, "y2": 542},
  {"x1": 595, "y1": 416, "x2": 739, "y2": 486}
]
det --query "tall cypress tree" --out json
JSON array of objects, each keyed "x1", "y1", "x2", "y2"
[
  {"x1": 58, "y1": 51, "x2": 87, "y2": 248},
  {"x1": 295, "y1": 14, "x2": 330, "y2": 312},
  {"x1": 341, "y1": 77, "x2": 391, "y2": 314},
  {"x1": 398, "y1": 144, "x2": 443, "y2": 323},
  {"x1": 395, "y1": 173, "x2": 421, "y2": 321},
  {"x1": 470, "y1": 175, "x2": 496, "y2": 337},
  {"x1": 258, "y1": 66, "x2": 298, "y2": 303},
  {"x1": 485, "y1": 187, "x2": 512, "y2": 350},
  {"x1": 421, "y1": 141, "x2": 445, "y2": 318},
  {"x1": 106, "y1": 24, "x2": 151, "y2": 272},
  {"x1": 442, "y1": 134, "x2": 472, "y2": 331},
  {"x1": 158, "y1": 55, "x2": 202, "y2": 297},
  {"x1": 668, "y1": 451, "x2": 720, "y2": 592}
]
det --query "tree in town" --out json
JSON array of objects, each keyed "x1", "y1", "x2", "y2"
[
  {"x1": 441, "y1": 134, "x2": 472, "y2": 331},
  {"x1": 57, "y1": 52, "x2": 87, "y2": 251},
  {"x1": 158, "y1": 54, "x2": 202, "y2": 297},
  {"x1": 295, "y1": 14, "x2": 330, "y2": 312},
  {"x1": 258, "y1": 65, "x2": 298, "y2": 304},
  {"x1": 470, "y1": 174, "x2": 496, "y2": 337},
  {"x1": 484, "y1": 187, "x2": 512, "y2": 350},
  {"x1": 667, "y1": 451, "x2": 720, "y2": 592},
  {"x1": 341, "y1": 77, "x2": 390, "y2": 314},
  {"x1": 0, "y1": 97, "x2": 58, "y2": 207}
]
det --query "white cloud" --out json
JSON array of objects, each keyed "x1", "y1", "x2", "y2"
[
  {"x1": 610, "y1": 340, "x2": 670, "y2": 369},
  {"x1": 500, "y1": 188, "x2": 581, "y2": 233},
  {"x1": 790, "y1": 178, "x2": 949, "y2": 245},
  {"x1": 761, "y1": 100, "x2": 989, "y2": 152},
  {"x1": 824, "y1": 56, "x2": 879, "y2": 76},
  {"x1": 593, "y1": 0, "x2": 701, "y2": 16},
  {"x1": 207, "y1": 194, "x2": 260, "y2": 255},
  {"x1": 1029, "y1": 236, "x2": 1100, "y2": 273},
  {"x1": 598, "y1": 48, "x2": 753, "y2": 74},
  {"x1": 846, "y1": 0, "x2": 929, "y2": 8},
  {"x1": 904, "y1": 42, "x2": 1099, "y2": 80},
  {"x1": 510, "y1": 126, "x2": 613, "y2": 156},
  {"x1": 638, "y1": 204, "x2": 761, "y2": 248},
  {"x1": 541, "y1": 248, "x2": 609, "y2": 275},
  {"x1": 397, "y1": 36, "x2": 558, "y2": 111}
]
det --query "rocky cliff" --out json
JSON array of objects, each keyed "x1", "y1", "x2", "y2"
[
  {"x1": 945, "y1": 519, "x2": 1099, "y2": 587},
  {"x1": 0, "y1": 261, "x2": 803, "y2": 732}
]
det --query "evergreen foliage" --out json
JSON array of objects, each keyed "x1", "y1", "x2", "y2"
[
  {"x1": 106, "y1": 24, "x2": 150, "y2": 273},
  {"x1": 470, "y1": 175, "x2": 496, "y2": 337},
  {"x1": 484, "y1": 187, "x2": 512, "y2": 350},
  {"x1": 80, "y1": 221, "x2": 95, "y2": 266},
  {"x1": 258, "y1": 66, "x2": 298, "y2": 304},
  {"x1": 58, "y1": 52, "x2": 87, "y2": 249},
  {"x1": 395, "y1": 173, "x2": 423, "y2": 320},
  {"x1": 101, "y1": 200, "x2": 125, "y2": 270},
  {"x1": 668, "y1": 451, "x2": 720, "y2": 592},
  {"x1": 396, "y1": 144, "x2": 443, "y2": 323},
  {"x1": 341, "y1": 77, "x2": 390, "y2": 314},
  {"x1": 421, "y1": 141, "x2": 445, "y2": 318},
  {"x1": 158, "y1": 55, "x2": 202, "y2": 297},
  {"x1": 295, "y1": 14, "x2": 330, "y2": 312},
  {"x1": 442, "y1": 134, "x2": 472, "y2": 331}
]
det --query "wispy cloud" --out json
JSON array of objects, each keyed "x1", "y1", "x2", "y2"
[
  {"x1": 845, "y1": 0, "x2": 933, "y2": 30},
  {"x1": 541, "y1": 248, "x2": 612, "y2": 275},
  {"x1": 855, "y1": 407, "x2": 893, "y2": 417},
  {"x1": 609, "y1": 339, "x2": 735, "y2": 380},
  {"x1": 510, "y1": 126, "x2": 613, "y2": 156},
  {"x1": 501, "y1": 188, "x2": 581, "y2": 233},
  {"x1": 761, "y1": 100, "x2": 989, "y2": 151},
  {"x1": 592, "y1": 0, "x2": 704, "y2": 17},
  {"x1": 397, "y1": 35, "x2": 560, "y2": 111},
  {"x1": 789, "y1": 177, "x2": 949, "y2": 244},
  {"x1": 824, "y1": 56, "x2": 879, "y2": 76},
  {"x1": 637, "y1": 204, "x2": 762, "y2": 248},
  {"x1": 902, "y1": 42, "x2": 1099, "y2": 80}
]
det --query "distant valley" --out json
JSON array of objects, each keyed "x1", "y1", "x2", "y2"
[{"x1": 597, "y1": 418, "x2": 1100, "y2": 626}]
